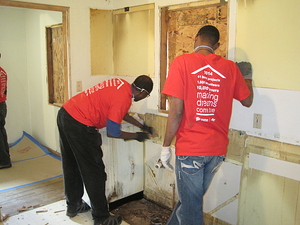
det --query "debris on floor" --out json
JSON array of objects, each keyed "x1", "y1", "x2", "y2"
[
  {"x1": 17, "y1": 205, "x2": 32, "y2": 212},
  {"x1": 111, "y1": 198, "x2": 172, "y2": 225},
  {"x1": 36, "y1": 210, "x2": 48, "y2": 213}
]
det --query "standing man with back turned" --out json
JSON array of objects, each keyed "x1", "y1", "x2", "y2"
[
  {"x1": 57, "y1": 75, "x2": 154, "y2": 225},
  {"x1": 161, "y1": 25, "x2": 253, "y2": 225},
  {"x1": 0, "y1": 53, "x2": 11, "y2": 169}
]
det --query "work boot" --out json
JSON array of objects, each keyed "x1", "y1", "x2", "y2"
[
  {"x1": 94, "y1": 214, "x2": 122, "y2": 225},
  {"x1": 66, "y1": 200, "x2": 91, "y2": 218}
]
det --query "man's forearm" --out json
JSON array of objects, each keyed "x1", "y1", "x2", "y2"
[
  {"x1": 107, "y1": 131, "x2": 138, "y2": 140},
  {"x1": 241, "y1": 79, "x2": 254, "y2": 107},
  {"x1": 123, "y1": 113, "x2": 143, "y2": 129}
]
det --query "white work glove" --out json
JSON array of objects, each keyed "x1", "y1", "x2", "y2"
[{"x1": 161, "y1": 146, "x2": 174, "y2": 172}]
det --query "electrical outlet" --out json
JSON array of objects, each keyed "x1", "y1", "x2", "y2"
[
  {"x1": 76, "y1": 81, "x2": 82, "y2": 92},
  {"x1": 253, "y1": 113, "x2": 262, "y2": 129}
]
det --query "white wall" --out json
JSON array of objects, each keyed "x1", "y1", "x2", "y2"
[
  {"x1": 1, "y1": 0, "x2": 299, "y2": 165},
  {"x1": 25, "y1": 9, "x2": 62, "y2": 150},
  {"x1": 114, "y1": 0, "x2": 300, "y2": 146},
  {"x1": 0, "y1": 7, "x2": 31, "y2": 143},
  {"x1": 231, "y1": 88, "x2": 300, "y2": 145},
  {"x1": 232, "y1": 0, "x2": 300, "y2": 146},
  {"x1": 1, "y1": 0, "x2": 300, "y2": 224},
  {"x1": 0, "y1": 0, "x2": 114, "y2": 150},
  {"x1": 0, "y1": 7, "x2": 62, "y2": 151},
  {"x1": 0, "y1": 0, "x2": 300, "y2": 167}
]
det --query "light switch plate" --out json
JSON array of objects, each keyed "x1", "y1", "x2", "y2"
[{"x1": 253, "y1": 113, "x2": 262, "y2": 129}]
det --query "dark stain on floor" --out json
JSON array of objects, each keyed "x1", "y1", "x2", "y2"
[{"x1": 111, "y1": 198, "x2": 172, "y2": 225}]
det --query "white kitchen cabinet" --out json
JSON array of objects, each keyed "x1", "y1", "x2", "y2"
[{"x1": 99, "y1": 124, "x2": 144, "y2": 203}]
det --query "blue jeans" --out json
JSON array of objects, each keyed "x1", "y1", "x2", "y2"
[
  {"x1": 167, "y1": 155, "x2": 225, "y2": 225},
  {"x1": 0, "y1": 101, "x2": 10, "y2": 165}
]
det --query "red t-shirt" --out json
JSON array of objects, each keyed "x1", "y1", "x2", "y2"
[
  {"x1": 0, "y1": 67, "x2": 8, "y2": 103},
  {"x1": 163, "y1": 53, "x2": 250, "y2": 156},
  {"x1": 63, "y1": 78, "x2": 132, "y2": 129}
]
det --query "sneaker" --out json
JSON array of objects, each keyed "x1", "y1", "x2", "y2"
[
  {"x1": 0, "y1": 163, "x2": 12, "y2": 169},
  {"x1": 66, "y1": 200, "x2": 91, "y2": 218},
  {"x1": 94, "y1": 215, "x2": 122, "y2": 225}
]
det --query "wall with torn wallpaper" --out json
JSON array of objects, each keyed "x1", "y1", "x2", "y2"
[{"x1": 1, "y1": 0, "x2": 300, "y2": 224}]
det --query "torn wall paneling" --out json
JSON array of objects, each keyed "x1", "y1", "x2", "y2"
[
  {"x1": 144, "y1": 141, "x2": 176, "y2": 210},
  {"x1": 239, "y1": 169, "x2": 300, "y2": 225},
  {"x1": 144, "y1": 140, "x2": 241, "y2": 225},
  {"x1": 144, "y1": 113, "x2": 300, "y2": 225}
]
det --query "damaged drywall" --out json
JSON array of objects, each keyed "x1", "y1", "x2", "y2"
[{"x1": 144, "y1": 113, "x2": 300, "y2": 225}]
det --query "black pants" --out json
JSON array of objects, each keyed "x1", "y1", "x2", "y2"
[
  {"x1": 57, "y1": 107, "x2": 110, "y2": 221},
  {"x1": 0, "y1": 101, "x2": 10, "y2": 165}
]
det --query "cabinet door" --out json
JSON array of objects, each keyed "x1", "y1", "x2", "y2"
[{"x1": 100, "y1": 125, "x2": 144, "y2": 203}]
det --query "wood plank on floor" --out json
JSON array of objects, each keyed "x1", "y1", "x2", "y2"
[{"x1": 0, "y1": 176, "x2": 64, "y2": 217}]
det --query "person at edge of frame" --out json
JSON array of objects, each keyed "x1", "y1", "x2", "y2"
[{"x1": 0, "y1": 52, "x2": 10, "y2": 170}]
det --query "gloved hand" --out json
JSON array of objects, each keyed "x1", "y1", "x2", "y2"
[
  {"x1": 161, "y1": 146, "x2": 174, "y2": 172},
  {"x1": 142, "y1": 124, "x2": 154, "y2": 134},
  {"x1": 135, "y1": 132, "x2": 149, "y2": 142},
  {"x1": 236, "y1": 62, "x2": 252, "y2": 80}
]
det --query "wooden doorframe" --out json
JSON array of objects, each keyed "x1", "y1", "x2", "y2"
[{"x1": 0, "y1": 0, "x2": 70, "y2": 102}]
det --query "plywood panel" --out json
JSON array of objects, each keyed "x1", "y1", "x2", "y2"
[
  {"x1": 46, "y1": 24, "x2": 66, "y2": 105},
  {"x1": 51, "y1": 25, "x2": 64, "y2": 104},
  {"x1": 227, "y1": 130, "x2": 247, "y2": 163},
  {"x1": 168, "y1": 3, "x2": 228, "y2": 68},
  {"x1": 247, "y1": 135, "x2": 300, "y2": 164},
  {"x1": 160, "y1": 3, "x2": 227, "y2": 111}
]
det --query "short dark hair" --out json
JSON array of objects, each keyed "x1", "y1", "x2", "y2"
[
  {"x1": 133, "y1": 75, "x2": 153, "y2": 94},
  {"x1": 196, "y1": 25, "x2": 220, "y2": 45}
]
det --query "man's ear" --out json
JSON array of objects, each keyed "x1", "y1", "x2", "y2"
[{"x1": 194, "y1": 35, "x2": 200, "y2": 47}]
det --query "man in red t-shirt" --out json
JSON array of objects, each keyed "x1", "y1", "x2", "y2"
[
  {"x1": 57, "y1": 75, "x2": 153, "y2": 225},
  {"x1": 161, "y1": 25, "x2": 253, "y2": 225},
  {"x1": 0, "y1": 64, "x2": 10, "y2": 169}
]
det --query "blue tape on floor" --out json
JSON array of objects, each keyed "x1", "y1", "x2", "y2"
[
  {"x1": 0, "y1": 174, "x2": 63, "y2": 193},
  {"x1": 10, "y1": 131, "x2": 61, "y2": 161}
]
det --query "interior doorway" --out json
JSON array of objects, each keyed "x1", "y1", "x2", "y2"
[
  {"x1": 0, "y1": 1, "x2": 69, "y2": 147},
  {"x1": 0, "y1": 1, "x2": 70, "y2": 220}
]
